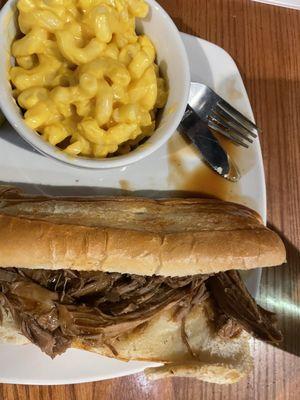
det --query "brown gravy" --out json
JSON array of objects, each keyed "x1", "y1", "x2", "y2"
[{"x1": 167, "y1": 133, "x2": 238, "y2": 200}]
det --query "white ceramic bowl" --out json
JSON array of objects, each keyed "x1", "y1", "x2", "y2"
[{"x1": 0, "y1": 0, "x2": 190, "y2": 169}]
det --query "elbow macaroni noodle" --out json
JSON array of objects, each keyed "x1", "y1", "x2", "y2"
[{"x1": 10, "y1": 0, "x2": 168, "y2": 157}]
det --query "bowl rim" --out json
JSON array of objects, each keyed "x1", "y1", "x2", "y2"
[{"x1": 0, "y1": 0, "x2": 190, "y2": 169}]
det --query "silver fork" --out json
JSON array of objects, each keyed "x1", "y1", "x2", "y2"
[{"x1": 189, "y1": 82, "x2": 260, "y2": 148}]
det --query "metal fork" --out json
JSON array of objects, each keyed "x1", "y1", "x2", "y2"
[{"x1": 189, "y1": 82, "x2": 260, "y2": 148}]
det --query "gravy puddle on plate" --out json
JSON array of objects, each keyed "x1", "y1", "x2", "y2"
[{"x1": 167, "y1": 131, "x2": 257, "y2": 209}]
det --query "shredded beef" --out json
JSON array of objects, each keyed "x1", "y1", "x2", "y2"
[
  {"x1": 207, "y1": 270, "x2": 283, "y2": 344},
  {"x1": 0, "y1": 268, "x2": 282, "y2": 357}
]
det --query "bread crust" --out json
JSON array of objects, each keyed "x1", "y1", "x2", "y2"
[
  {"x1": 66, "y1": 301, "x2": 253, "y2": 384},
  {"x1": 0, "y1": 301, "x2": 252, "y2": 384},
  {"x1": 0, "y1": 191, "x2": 286, "y2": 276}
]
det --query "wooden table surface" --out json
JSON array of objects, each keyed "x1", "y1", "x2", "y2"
[{"x1": 0, "y1": 0, "x2": 300, "y2": 399}]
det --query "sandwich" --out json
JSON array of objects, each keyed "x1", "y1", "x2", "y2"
[{"x1": 0, "y1": 185, "x2": 286, "y2": 384}]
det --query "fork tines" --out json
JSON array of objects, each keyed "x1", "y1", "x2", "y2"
[{"x1": 208, "y1": 100, "x2": 260, "y2": 148}]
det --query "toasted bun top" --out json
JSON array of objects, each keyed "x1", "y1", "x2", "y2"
[{"x1": 0, "y1": 186, "x2": 286, "y2": 276}]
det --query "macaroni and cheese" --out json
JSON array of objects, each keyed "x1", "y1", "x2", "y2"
[{"x1": 10, "y1": 0, "x2": 168, "y2": 158}]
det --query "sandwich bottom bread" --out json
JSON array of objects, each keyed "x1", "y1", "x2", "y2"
[{"x1": 0, "y1": 185, "x2": 286, "y2": 384}]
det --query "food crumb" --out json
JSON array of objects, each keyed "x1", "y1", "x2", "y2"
[{"x1": 119, "y1": 180, "x2": 131, "y2": 191}]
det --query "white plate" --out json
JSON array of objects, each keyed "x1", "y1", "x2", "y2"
[
  {"x1": 0, "y1": 32, "x2": 265, "y2": 385},
  {"x1": 253, "y1": 0, "x2": 300, "y2": 10}
]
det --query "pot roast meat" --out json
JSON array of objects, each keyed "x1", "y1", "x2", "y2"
[
  {"x1": 207, "y1": 270, "x2": 283, "y2": 344},
  {"x1": 211, "y1": 311, "x2": 243, "y2": 339},
  {"x1": 19, "y1": 314, "x2": 71, "y2": 357},
  {"x1": 0, "y1": 268, "x2": 282, "y2": 357},
  {"x1": 0, "y1": 269, "x2": 209, "y2": 357}
]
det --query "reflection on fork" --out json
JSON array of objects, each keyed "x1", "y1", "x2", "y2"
[{"x1": 189, "y1": 82, "x2": 261, "y2": 148}]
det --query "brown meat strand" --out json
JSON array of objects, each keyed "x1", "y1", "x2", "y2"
[
  {"x1": 207, "y1": 270, "x2": 282, "y2": 344},
  {"x1": 0, "y1": 268, "x2": 282, "y2": 358},
  {"x1": 0, "y1": 268, "x2": 209, "y2": 357}
]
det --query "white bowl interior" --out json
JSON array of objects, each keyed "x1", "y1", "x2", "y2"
[{"x1": 0, "y1": 0, "x2": 190, "y2": 169}]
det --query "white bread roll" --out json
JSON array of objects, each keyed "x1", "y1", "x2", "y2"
[
  {"x1": 0, "y1": 187, "x2": 286, "y2": 276},
  {"x1": 0, "y1": 301, "x2": 252, "y2": 384}
]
